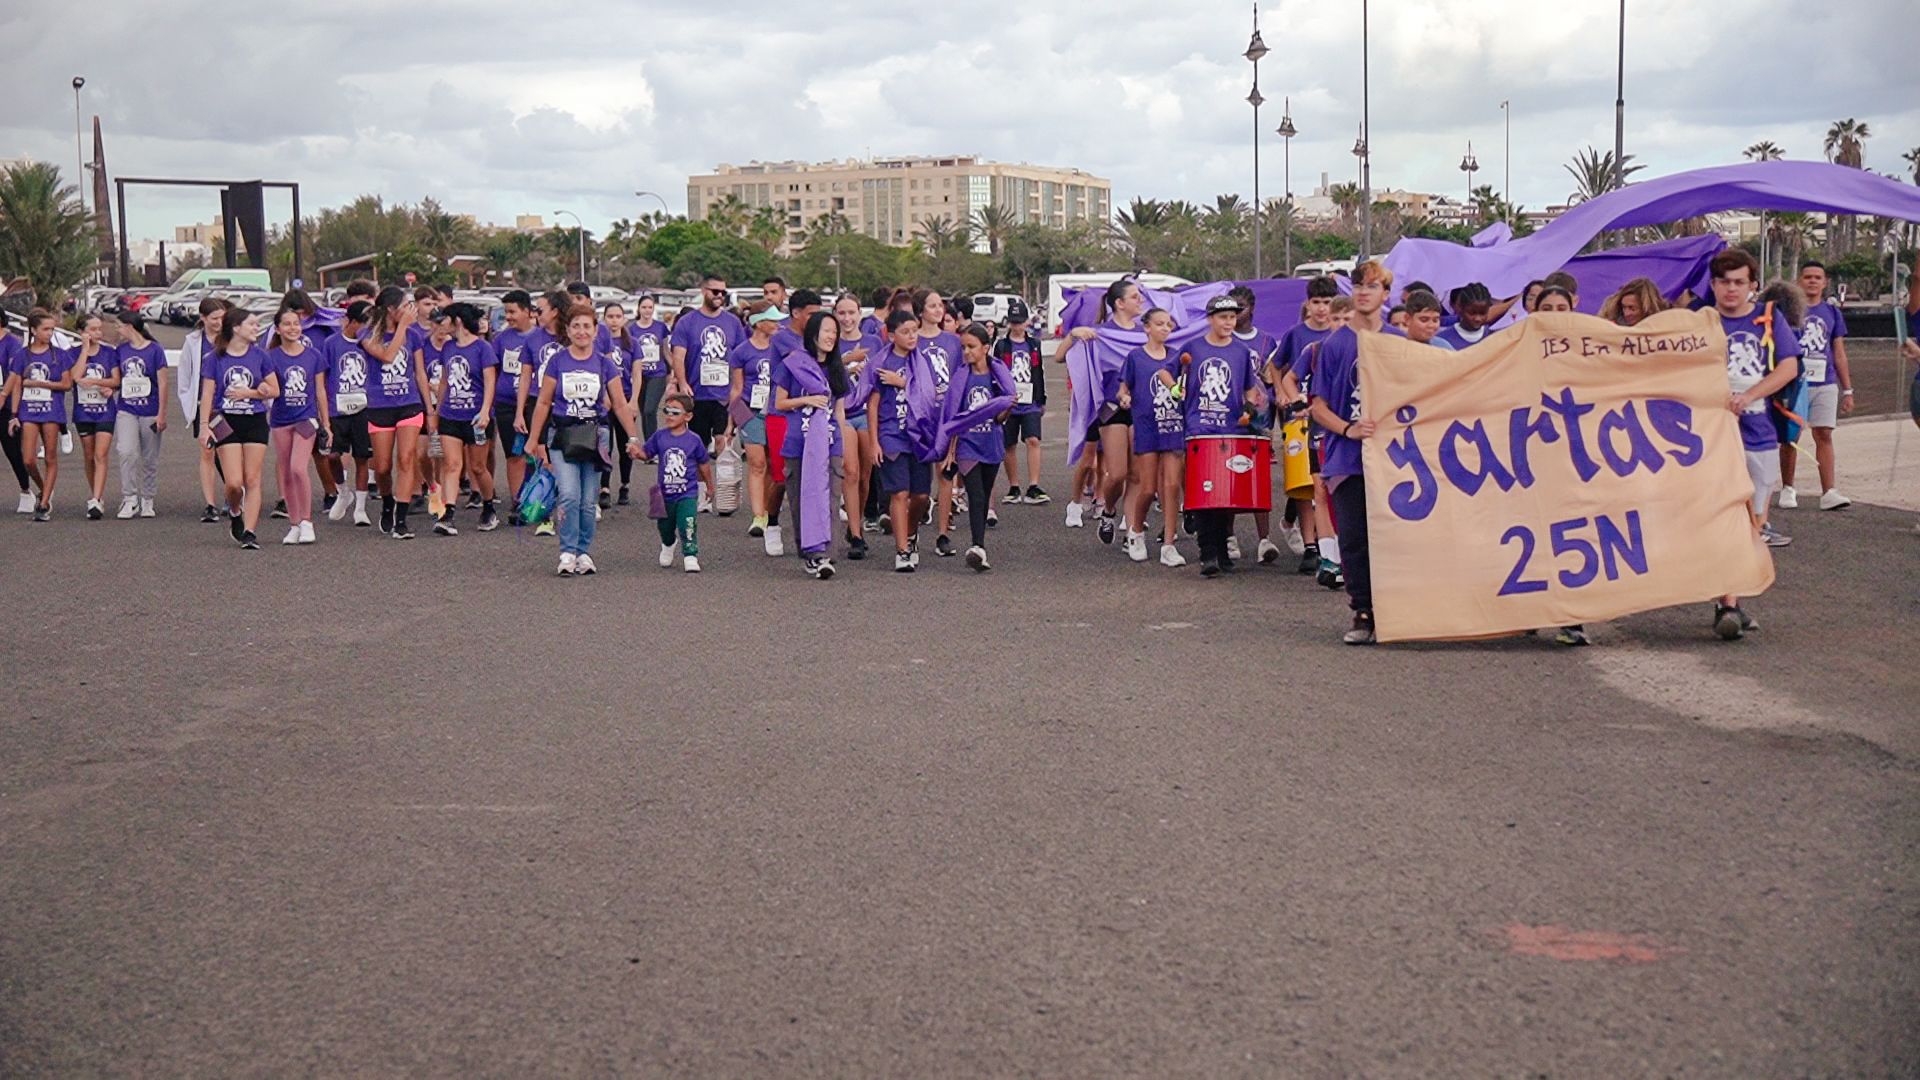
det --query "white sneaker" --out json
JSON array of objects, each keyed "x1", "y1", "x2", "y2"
[
  {"x1": 298, "y1": 520, "x2": 317, "y2": 544},
  {"x1": 1258, "y1": 538, "x2": 1281, "y2": 564},
  {"x1": 764, "y1": 524, "x2": 784, "y2": 557},
  {"x1": 659, "y1": 543, "x2": 676, "y2": 567},
  {"x1": 1226, "y1": 536, "x2": 1242, "y2": 561},
  {"x1": 1125, "y1": 530, "x2": 1149, "y2": 562},
  {"x1": 1282, "y1": 523, "x2": 1306, "y2": 556},
  {"x1": 328, "y1": 493, "x2": 352, "y2": 521},
  {"x1": 59, "y1": 432, "x2": 73, "y2": 455},
  {"x1": 1818, "y1": 489, "x2": 1851, "y2": 510},
  {"x1": 282, "y1": 526, "x2": 302, "y2": 545},
  {"x1": 1776, "y1": 486, "x2": 1798, "y2": 509},
  {"x1": 557, "y1": 553, "x2": 577, "y2": 575},
  {"x1": 964, "y1": 545, "x2": 990, "y2": 572},
  {"x1": 116, "y1": 495, "x2": 138, "y2": 519},
  {"x1": 86, "y1": 498, "x2": 104, "y2": 519},
  {"x1": 683, "y1": 555, "x2": 701, "y2": 573},
  {"x1": 15, "y1": 492, "x2": 33, "y2": 514},
  {"x1": 352, "y1": 505, "x2": 372, "y2": 527},
  {"x1": 594, "y1": 504, "x2": 601, "y2": 521},
  {"x1": 574, "y1": 553, "x2": 597, "y2": 575},
  {"x1": 1160, "y1": 543, "x2": 1187, "y2": 567},
  {"x1": 138, "y1": 498, "x2": 155, "y2": 518},
  {"x1": 1064, "y1": 501, "x2": 1085, "y2": 528}
]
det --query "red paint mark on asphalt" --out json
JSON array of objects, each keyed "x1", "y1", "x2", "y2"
[{"x1": 1500, "y1": 923, "x2": 1681, "y2": 963}]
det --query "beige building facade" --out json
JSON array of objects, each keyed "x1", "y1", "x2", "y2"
[{"x1": 687, "y1": 155, "x2": 1112, "y2": 254}]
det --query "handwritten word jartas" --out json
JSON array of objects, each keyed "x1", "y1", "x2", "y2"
[{"x1": 1383, "y1": 389, "x2": 1704, "y2": 523}]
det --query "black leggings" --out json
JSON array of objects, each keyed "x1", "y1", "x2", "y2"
[
  {"x1": 1329, "y1": 475, "x2": 1371, "y2": 613},
  {"x1": 639, "y1": 375, "x2": 668, "y2": 441},
  {"x1": 961, "y1": 462, "x2": 1000, "y2": 548},
  {"x1": 605, "y1": 414, "x2": 634, "y2": 489},
  {"x1": 1195, "y1": 509, "x2": 1235, "y2": 565},
  {"x1": 0, "y1": 401, "x2": 29, "y2": 492}
]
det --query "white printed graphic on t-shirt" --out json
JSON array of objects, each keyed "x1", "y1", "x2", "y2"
[
  {"x1": 1726, "y1": 331, "x2": 1768, "y2": 412},
  {"x1": 699, "y1": 327, "x2": 729, "y2": 386}
]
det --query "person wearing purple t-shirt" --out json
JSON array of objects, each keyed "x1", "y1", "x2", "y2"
[
  {"x1": 639, "y1": 394, "x2": 711, "y2": 572},
  {"x1": 831, "y1": 292, "x2": 876, "y2": 554},
  {"x1": 267, "y1": 308, "x2": 332, "y2": 543},
  {"x1": 1228, "y1": 284, "x2": 1285, "y2": 565},
  {"x1": 320, "y1": 303, "x2": 374, "y2": 527},
  {"x1": 1275, "y1": 277, "x2": 1342, "y2": 575},
  {"x1": 937, "y1": 324, "x2": 1014, "y2": 572},
  {"x1": 992, "y1": 301, "x2": 1048, "y2": 506},
  {"x1": 110, "y1": 314, "x2": 170, "y2": 518},
  {"x1": 67, "y1": 315, "x2": 121, "y2": 520},
  {"x1": 0, "y1": 320, "x2": 28, "y2": 513},
  {"x1": 912, "y1": 289, "x2": 968, "y2": 554},
  {"x1": 625, "y1": 294, "x2": 672, "y2": 441},
  {"x1": 1779, "y1": 261, "x2": 1853, "y2": 511},
  {"x1": 668, "y1": 275, "x2": 747, "y2": 462},
  {"x1": 727, "y1": 303, "x2": 784, "y2": 550},
  {"x1": 4, "y1": 311, "x2": 74, "y2": 521},
  {"x1": 525, "y1": 301, "x2": 645, "y2": 576},
  {"x1": 197, "y1": 311, "x2": 282, "y2": 549},
  {"x1": 359, "y1": 287, "x2": 429, "y2": 539},
  {"x1": 429, "y1": 303, "x2": 499, "y2": 535},
  {"x1": 1116, "y1": 308, "x2": 1186, "y2": 567},
  {"x1": 870, "y1": 309, "x2": 933, "y2": 571},
  {"x1": 488, "y1": 291, "x2": 535, "y2": 524},
  {"x1": 1182, "y1": 295, "x2": 1266, "y2": 578}
]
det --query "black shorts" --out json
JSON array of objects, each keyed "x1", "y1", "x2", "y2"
[
  {"x1": 74, "y1": 419, "x2": 113, "y2": 437},
  {"x1": 330, "y1": 412, "x2": 373, "y2": 460},
  {"x1": 214, "y1": 412, "x2": 270, "y2": 447},
  {"x1": 878, "y1": 452, "x2": 932, "y2": 496},
  {"x1": 365, "y1": 403, "x2": 424, "y2": 430},
  {"x1": 493, "y1": 402, "x2": 521, "y2": 438},
  {"x1": 1003, "y1": 412, "x2": 1042, "y2": 446},
  {"x1": 438, "y1": 417, "x2": 482, "y2": 445},
  {"x1": 1099, "y1": 407, "x2": 1134, "y2": 429},
  {"x1": 690, "y1": 398, "x2": 728, "y2": 444}
]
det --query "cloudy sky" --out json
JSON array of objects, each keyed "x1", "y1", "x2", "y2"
[{"x1": 5, "y1": 0, "x2": 1917, "y2": 247}]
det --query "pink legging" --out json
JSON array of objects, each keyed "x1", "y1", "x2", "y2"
[{"x1": 272, "y1": 425, "x2": 317, "y2": 524}]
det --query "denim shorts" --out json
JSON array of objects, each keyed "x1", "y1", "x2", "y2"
[{"x1": 739, "y1": 414, "x2": 767, "y2": 446}]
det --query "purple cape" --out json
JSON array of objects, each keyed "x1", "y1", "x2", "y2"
[
  {"x1": 778, "y1": 351, "x2": 838, "y2": 556},
  {"x1": 933, "y1": 359, "x2": 1018, "y2": 463}
]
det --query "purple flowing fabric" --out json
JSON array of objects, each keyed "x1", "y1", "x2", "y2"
[
  {"x1": 848, "y1": 348, "x2": 942, "y2": 462},
  {"x1": 778, "y1": 352, "x2": 837, "y2": 555},
  {"x1": 1553, "y1": 234, "x2": 1725, "y2": 314},
  {"x1": 1385, "y1": 160, "x2": 1920, "y2": 302},
  {"x1": 932, "y1": 359, "x2": 1019, "y2": 463}
]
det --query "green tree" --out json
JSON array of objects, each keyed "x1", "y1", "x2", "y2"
[
  {"x1": 783, "y1": 231, "x2": 898, "y2": 297},
  {"x1": 0, "y1": 162, "x2": 97, "y2": 308},
  {"x1": 747, "y1": 205, "x2": 787, "y2": 254},
  {"x1": 1903, "y1": 146, "x2": 1920, "y2": 185},
  {"x1": 665, "y1": 235, "x2": 774, "y2": 288},
  {"x1": 1565, "y1": 146, "x2": 1644, "y2": 202},
  {"x1": 969, "y1": 204, "x2": 1016, "y2": 257},
  {"x1": 704, "y1": 194, "x2": 752, "y2": 238},
  {"x1": 1744, "y1": 140, "x2": 1785, "y2": 163},
  {"x1": 482, "y1": 231, "x2": 538, "y2": 283},
  {"x1": 642, "y1": 220, "x2": 721, "y2": 271},
  {"x1": 417, "y1": 197, "x2": 476, "y2": 268}
]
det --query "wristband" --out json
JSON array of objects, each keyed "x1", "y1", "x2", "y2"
[
  {"x1": 1341, "y1": 422, "x2": 1353, "y2": 438},
  {"x1": 1841, "y1": 388, "x2": 1854, "y2": 396}
]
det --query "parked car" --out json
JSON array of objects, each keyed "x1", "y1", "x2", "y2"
[{"x1": 969, "y1": 292, "x2": 1023, "y2": 326}]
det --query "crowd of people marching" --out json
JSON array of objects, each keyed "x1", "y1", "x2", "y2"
[{"x1": 5, "y1": 251, "x2": 1915, "y2": 644}]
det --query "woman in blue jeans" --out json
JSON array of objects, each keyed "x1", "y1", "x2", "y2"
[{"x1": 525, "y1": 302, "x2": 645, "y2": 575}]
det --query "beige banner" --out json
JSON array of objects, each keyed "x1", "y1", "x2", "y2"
[{"x1": 1358, "y1": 309, "x2": 1774, "y2": 643}]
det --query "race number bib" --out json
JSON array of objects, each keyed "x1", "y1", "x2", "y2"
[
  {"x1": 561, "y1": 370, "x2": 599, "y2": 412},
  {"x1": 700, "y1": 354, "x2": 730, "y2": 387},
  {"x1": 1728, "y1": 370, "x2": 1766, "y2": 413},
  {"x1": 499, "y1": 348, "x2": 523, "y2": 376},
  {"x1": 1801, "y1": 357, "x2": 1828, "y2": 383},
  {"x1": 21, "y1": 386, "x2": 51, "y2": 404},
  {"x1": 1016, "y1": 380, "x2": 1034, "y2": 405},
  {"x1": 121, "y1": 373, "x2": 151, "y2": 400},
  {"x1": 334, "y1": 391, "x2": 367, "y2": 415},
  {"x1": 749, "y1": 381, "x2": 769, "y2": 411},
  {"x1": 77, "y1": 385, "x2": 107, "y2": 406}
]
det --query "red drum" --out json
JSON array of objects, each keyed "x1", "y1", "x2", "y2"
[{"x1": 1183, "y1": 434, "x2": 1271, "y2": 512}]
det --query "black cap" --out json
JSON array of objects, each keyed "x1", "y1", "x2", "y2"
[
  {"x1": 790, "y1": 288, "x2": 823, "y2": 309},
  {"x1": 1006, "y1": 299, "x2": 1029, "y2": 323},
  {"x1": 1205, "y1": 294, "x2": 1244, "y2": 315}
]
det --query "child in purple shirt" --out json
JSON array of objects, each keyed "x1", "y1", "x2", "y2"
[{"x1": 640, "y1": 393, "x2": 712, "y2": 573}]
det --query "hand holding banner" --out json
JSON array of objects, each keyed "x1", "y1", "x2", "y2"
[{"x1": 1358, "y1": 309, "x2": 1774, "y2": 643}]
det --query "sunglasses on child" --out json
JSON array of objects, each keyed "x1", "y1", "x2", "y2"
[{"x1": 662, "y1": 407, "x2": 687, "y2": 417}]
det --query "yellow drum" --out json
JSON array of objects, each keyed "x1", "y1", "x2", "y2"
[{"x1": 1280, "y1": 416, "x2": 1313, "y2": 500}]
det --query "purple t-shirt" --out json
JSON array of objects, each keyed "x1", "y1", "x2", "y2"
[
  {"x1": 490, "y1": 327, "x2": 530, "y2": 408},
  {"x1": 872, "y1": 347, "x2": 916, "y2": 457},
  {"x1": 544, "y1": 348, "x2": 619, "y2": 421},
  {"x1": 728, "y1": 338, "x2": 779, "y2": 416},
  {"x1": 1797, "y1": 301, "x2": 1847, "y2": 387},
  {"x1": 646, "y1": 428, "x2": 709, "y2": 502},
  {"x1": 1123, "y1": 346, "x2": 1183, "y2": 452},
  {"x1": 438, "y1": 338, "x2": 499, "y2": 422},
  {"x1": 671, "y1": 309, "x2": 746, "y2": 401},
  {"x1": 952, "y1": 367, "x2": 1005, "y2": 465},
  {"x1": 1720, "y1": 305, "x2": 1801, "y2": 451},
  {"x1": 323, "y1": 333, "x2": 371, "y2": 415},
  {"x1": 1180, "y1": 336, "x2": 1259, "y2": 437},
  {"x1": 1235, "y1": 328, "x2": 1278, "y2": 375},
  {"x1": 71, "y1": 345, "x2": 120, "y2": 424},
  {"x1": 420, "y1": 335, "x2": 450, "y2": 394},
  {"x1": 1278, "y1": 323, "x2": 1335, "y2": 390},
  {"x1": 361, "y1": 332, "x2": 421, "y2": 409},
  {"x1": 628, "y1": 321, "x2": 669, "y2": 379},
  {"x1": 773, "y1": 354, "x2": 843, "y2": 458},
  {"x1": 268, "y1": 343, "x2": 329, "y2": 427},
  {"x1": 527, "y1": 328, "x2": 565, "y2": 390},
  {"x1": 917, "y1": 331, "x2": 963, "y2": 401},
  {"x1": 995, "y1": 333, "x2": 1044, "y2": 415},
  {"x1": 12, "y1": 346, "x2": 69, "y2": 424},
  {"x1": 1310, "y1": 328, "x2": 1366, "y2": 481},
  {"x1": 0, "y1": 335, "x2": 20, "y2": 394},
  {"x1": 115, "y1": 341, "x2": 169, "y2": 418},
  {"x1": 1434, "y1": 322, "x2": 1490, "y2": 352},
  {"x1": 208, "y1": 345, "x2": 273, "y2": 417}
]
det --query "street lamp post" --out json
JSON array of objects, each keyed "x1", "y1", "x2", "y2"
[
  {"x1": 1460, "y1": 142, "x2": 1479, "y2": 222},
  {"x1": 1277, "y1": 103, "x2": 1297, "y2": 276},
  {"x1": 1359, "y1": 0, "x2": 1372, "y2": 261},
  {"x1": 1352, "y1": 126, "x2": 1369, "y2": 259},
  {"x1": 71, "y1": 76, "x2": 86, "y2": 214},
  {"x1": 828, "y1": 252, "x2": 842, "y2": 292},
  {"x1": 633, "y1": 190, "x2": 671, "y2": 217},
  {"x1": 553, "y1": 209, "x2": 587, "y2": 283},
  {"x1": 1614, "y1": 0, "x2": 1626, "y2": 192},
  {"x1": 1244, "y1": 3, "x2": 1270, "y2": 279},
  {"x1": 1501, "y1": 100, "x2": 1511, "y2": 211}
]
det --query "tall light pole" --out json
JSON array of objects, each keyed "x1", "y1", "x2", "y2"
[
  {"x1": 71, "y1": 76, "x2": 87, "y2": 214},
  {"x1": 1614, "y1": 0, "x2": 1626, "y2": 192},
  {"x1": 1244, "y1": 2, "x2": 1270, "y2": 279},
  {"x1": 633, "y1": 190, "x2": 671, "y2": 217},
  {"x1": 1460, "y1": 142, "x2": 1480, "y2": 222},
  {"x1": 1501, "y1": 100, "x2": 1511, "y2": 212},
  {"x1": 1359, "y1": 0, "x2": 1372, "y2": 261},
  {"x1": 1277, "y1": 102, "x2": 1297, "y2": 276},
  {"x1": 553, "y1": 209, "x2": 586, "y2": 283}
]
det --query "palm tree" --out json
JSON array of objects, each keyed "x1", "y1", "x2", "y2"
[
  {"x1": 1119, "y1": 197, "x2": 1168, "y2": 231},
  {"x1": 968, "y1": 204, "x2": 1016, "y2": 257},
  {"x1": 1744, "y1": 140, "x2": 1785, "y2": 163},
  {"x1": 1329, "y1": 183, "x2": 1363, "y2": 227},
  {"x1": 1824, "y1": 119, "x2": 1870, "y2": 167},
  {"x1": 1902, "y1": 146, "x2": 1920, "y2": 185},
  {"x1": 0, "y1": 162, "x2": 96, "y2": 307},
  {"x1": 747, "y1": 205, "x2": 786, "y2": 254},
  {"x1": 800, "y1": 212, "x2": 853, "y2": 249},
  {"x1": 1565, "y1": 146, "x2": 1644, "y2": 203},
  {"x1": 704, "y1": 194, "x2": 752, "y2": 238},
  {"x1": 1203, "y1": 194, "x2": 1249, "y2": 236},
  {"x1": 416, "y1": 198, "x2": 475, "y2": 268},
  {"x1": 914, "y1": 214, "x2": 959, "y2": 255}
]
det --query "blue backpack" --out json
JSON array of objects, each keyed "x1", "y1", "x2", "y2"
[{"x1": 516, "y1": 457, "x2": 557, "y2": 526}]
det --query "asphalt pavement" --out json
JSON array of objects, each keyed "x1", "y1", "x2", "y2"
[{"x1": 1, "y1": 412, "x2": 1915, "y2": 1076}]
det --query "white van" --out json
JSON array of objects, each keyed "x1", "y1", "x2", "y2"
[
  {"x1": 969, "y1": 292, "x2": 1024, "y2": 326},
  {"x1": 1291, "y1": 259, "x2": 1355, "y2": 278},
  {"x1": 1043, "y1": 272, "x2": 1194, "y2": 339}
]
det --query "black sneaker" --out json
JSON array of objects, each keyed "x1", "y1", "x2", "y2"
[
  {"x1": 32, "y1": 505, "x2": 50, "y2": 523},
  {"x1": 1297, "y1": 550, "x2": 1319, "y2": 575},
  {"x1": 1713, "y1": 603, "x2": 1744, "y2": 641},
  {"x1": 433, "y1": 516, "x2": 457, "y2": 536},
  {"x1": 617, "y1": 486, "x2": 631, "y2": 506},
  {"x1": 270, "y1": 499, "x2": 289, "y2": 520},
  {"x1": 1552, "y1": 625, "x2": 1592, "y2": 647},
  {"x1": 478, "y1": 508, "x2": 500, "y2": 532},
  {"x1": 986, "y1": 507, "x2": 998, "y2": 528},
  {"x1": 805, "y1": 555, "x2": 835, "y2": 580},
  {"x1": 1218, "y1": 555, "x2": 1236, "y2": 573},
  {"x1": 1316, "y1": 560, "x2": 1344, "y2": 590},
  {"x1": 392, "y1": 520, "x2": 416, "y2": 540},
  {"x1": 86, "y1": 502, "x2": 104, "y2": 521},
  {"x1": 200, "y1": 503, "x2": 220, "y2": 523},
  {"x1": 1024, "y1": 484, "x2": 1050, "y2": 505},
  {"x1": 935, "y1": 533, "x2": 955, "y2": 558},
  {"x1": 1097, "y1": 514, "x2": 1116, "y2": 544},
  {"x1": 846, "y1": 533, "x2": 868, "y2": 560},
  {"x1": 380, "y1": 503, "x2": 394, "y2": 535},
  {"x1": 1200, "y1": 557, "x2": 1221, "y2": 578},
  {"x1": 465, "y1": 491, "x2": 483, "y2": 509},
  {"x1": 239, "y1": 530, "x2": 259, "y2": 550},
  {"x1": 229, "y1": 511, "x2": 245, "y2": 543},
  {"x1": 507, "y1": 510, "x2": 522, "y2": 528},
  {"x1": 1003, "y1": 486, "x2": 1022, "y2": 504},
  {"x1": 321, "y1": 493, "x2": 338, "y2": 514},
  {"x1": 1343, "y1": 610, "x2": 1376, "y2": 645},
  {"x1": 408, "y1": 494, "x2": 426, "y2": 513},
  {"x1": 598, "y1": 488, "x2": 612, "y2": 510}
]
